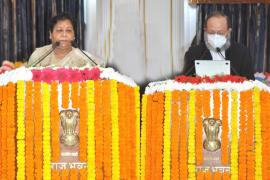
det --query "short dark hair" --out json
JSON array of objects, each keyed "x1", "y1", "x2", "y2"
[
  {"x1": 49, "y1": 13, "x2": 75, "y2": 32},
  {"x1": 204, "y1": 11, "x2": 231, "y2": 29}
]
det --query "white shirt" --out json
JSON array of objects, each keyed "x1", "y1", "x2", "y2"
[{"x1": 209, "y1": 49, "x2": 226, "y2": 60}]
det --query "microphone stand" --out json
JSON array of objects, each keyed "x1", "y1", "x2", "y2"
[
  {"x1": 72, "y1": 41, "x2": 98, "y2": 66},
  {"x1": 28, "y1": 42, "x2": 60, "y2": 67}
]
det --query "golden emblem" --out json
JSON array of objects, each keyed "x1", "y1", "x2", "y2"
[
  {"x1": 203, "y1": 118, "x2": 222, "y2": 152},
  {"x1": 60, "y1": 110, "x2": 79, "y2": 146}
]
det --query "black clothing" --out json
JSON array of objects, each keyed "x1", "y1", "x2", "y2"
[{"x1": 182, "y1": 42, "x2": 254, "y2": 80}]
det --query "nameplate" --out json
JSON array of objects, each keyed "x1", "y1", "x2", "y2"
[
  {"x1": 196, "y1": 166, "x2": 230, "y2": 173},
  {"x1": 61, "y1": 152, "x2": 78, "y2": 157},
  {"x1": 51, "y1": 162, "x2": 87, "y2": 170}
]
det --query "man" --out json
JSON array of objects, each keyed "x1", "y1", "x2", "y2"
[{"x1": 182, "y1": 11, "x2": 254, "y2": 80}]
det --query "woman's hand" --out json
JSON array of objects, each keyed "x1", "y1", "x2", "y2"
[{"x1": 0, "y1": 60, "x2": 15, "y2": 74}]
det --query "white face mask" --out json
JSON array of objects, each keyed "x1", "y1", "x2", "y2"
[{"x1": 206, "y1": 33, "x2": 227, "y2": 49}]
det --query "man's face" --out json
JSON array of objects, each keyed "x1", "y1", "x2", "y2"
[{"x1": 205, "y1": 16, "x2": 230, "y2": 37}]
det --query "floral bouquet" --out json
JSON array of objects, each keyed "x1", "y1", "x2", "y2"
[{"x1": 254, "y1": 72, "x2": 270, "y2": 86}]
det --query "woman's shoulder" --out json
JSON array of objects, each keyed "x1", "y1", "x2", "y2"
[
  {"x1": 28, "y1": 44, "x2": 53, "y2": 66},
  {"x1": 34, "y1": 44, "x2": 52, "y2": 53},
  {"x1": 72, "y1": 48, "x2": 105, "y2": 67}
]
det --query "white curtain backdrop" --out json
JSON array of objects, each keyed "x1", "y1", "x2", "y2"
[{"x1": 85, "y1": 0, "x2": 196, "y2": 86}]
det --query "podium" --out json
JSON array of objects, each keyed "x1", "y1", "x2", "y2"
[
  {"x1": 141, "y1": 76, "x2": 270, "y2": 179},
  {"x1": 0, "y1": 67, "x2": 140, "y2": 179},
  {"x1": 1, "y1": 68, "x2": 270, "y2": 179}
]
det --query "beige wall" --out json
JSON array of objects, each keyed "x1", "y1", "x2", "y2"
[{"x1": 84, "y1": 0, "x2": 196, "y2": 85}]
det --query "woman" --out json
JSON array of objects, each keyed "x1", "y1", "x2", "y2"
[{"x1": 1, "y1": 13, "x2": 103, "y2": 72}]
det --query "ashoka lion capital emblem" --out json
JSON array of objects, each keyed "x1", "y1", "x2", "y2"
[
  {"x1": 60, "y1": 110, "x2": 79, "y2": 146},
  {"x1": 203, "y1": 118, "x2": 222, "y2": 152}
]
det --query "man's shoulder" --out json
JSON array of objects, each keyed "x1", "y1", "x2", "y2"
[
  {"x1": 185, "y1": 42, "x2": 207, "y2": 57},
  {"x1": 188, "y1": 42, "x2": 207, "y2": 53},
  {"x1": 229, "y1": 42, "x2": 248, "y2": 50},
  {"x1": 187, "y1": 42, "x2": 206, "y2": 51}
]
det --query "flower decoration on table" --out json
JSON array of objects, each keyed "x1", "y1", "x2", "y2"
[
  {"x1": 0, "y1": 66, "x2": 137, "y2": 87},
  {"x1": 175, "y1": 75, "x2": 247, "y2": 84},
  {"x1": 31, "y1": 67, "x2": 102, "y2": 83},
  {"x1": 254, "y1": 72, "x2": 270, "y2": 86}
]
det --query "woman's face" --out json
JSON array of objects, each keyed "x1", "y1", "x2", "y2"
[{"x1": 50, "y1": 19, "x2": 75, "y2": 50}]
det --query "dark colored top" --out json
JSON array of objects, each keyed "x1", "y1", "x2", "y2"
[{"x1": 182, "y1": 42, "x2": 255, "y2": 80}]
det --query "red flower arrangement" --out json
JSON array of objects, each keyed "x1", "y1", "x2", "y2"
[
  {"x1": 175, "y1": 75, "x2": 247, "y2": 84},
  {"x1": 31, "y1": 67, "x2": 102, "y2": 83},
  {"x1": 55, "y1": 68, "x2": 70, "y2": 82}
]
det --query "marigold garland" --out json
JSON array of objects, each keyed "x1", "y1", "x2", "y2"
[
  {"x1": 264, "y1": 92, "x2": 270, "y2": 178},
  {"x1": 111, "y1": 80, "x2": 120, "y2": 180},
  {"x1": 0, "y1": 86, "x2": 5, "y2": 179},
  {"x1": 61, "y1": 169, "x2": 69, "y2": 180},
  {"x1": 213, "y1": 171, "x2": 222, "y2": 180},
  {"x1": 33, "y1": 82, "x2": 43, "y2": 179},
  {"x1": 153, "y1": 92, "x2": 164, "y2": 180},
  {"x1": 62, "y1": 82, "x2": 69, "y2": 109},
  {"x1": 50, "y1": 82, "x2": 60, "y2": 162},
  {"x1": 134, "y1": 86, "x2": 140, "y2": 180},
  {"x1": 171, "y1": 91, "x2": 180, "y2": 179},
  {"x1": 187, "y1": 90, "x2": 196, "y2": 180},
  {"x1": 103, "y1": 80, "x2": 112, "y2": 178},
  {"x1": 221, "y1": 91, "x2": 229, "y2": 165},
  {"x1": 145, "y1": 92, "x2": 165, "y2": 179},
  {"x1": 163, "y1": 90, "x2": 171, "y2": 180},
  {"x1": 79, "y1": 82, "x2": 87, "y2": 162},
  {"x1": 223, "y1": 171, "x2": 230, "y2": 180},
  {"x1": 253, "y1": 87, "x2": 262, "y2": 180},
  {"x1": 179, "y1": 91, "x2": 188, "y2": 180},
  {"x1": 79, "y1": 168, "x2": 87, "y2": 180},
  {"x1": 239, "y1": 91, "x2": 248, "y2": 179},
  {"x1": 0, "y1": 86, "x2": 2, "y2": 180},
  {"x1": 230, "y1": 90, "x2": 239, "y2": 180},
  {"x1": 25, "y1": 81, "x2": 34, "y2": 179},
  {"x1": 118, "y1": 83, "x2": 128, "y2": 179},
  {"x1": 51, "y1": 169, "x2": 60, "y2": 180},
  {"x1": 213, "y1": 89, "x2": 220, "y2": 119},
  {"x1": 140, "y1": 95, "x2": 147, "y2": 180},
  {"x1": 202, "y1": 90, "x2": 211, "y2": 118},
  {"x1": 16, "y1": 81, "x2": 25, "y2": 180},
  {"x1": 94, "y1": 81, "x2": 103, "y2": 179},
  {"x1": 204, "y1": 170, "x2": 212, "y2": 180},
  {"x1": 145, "y1": 95, "x2": 153, "y2": 180},
  {"x1": 195, "y1": 90, "x2": 203, "y2": 166},
  {"x1": 71, "y1": 82, "x2": 79, "y2": 108},
  {"x1": 42, "y1": 83, "x2": 51, "y2": 180},
  {"x1": 70, "y1": 168, "x2": 78, "y2": 179},
  {"x1": 196, "y1": 171, "x2": 204, "y2": 180},
  {"x1": 87, "y1": 80, "x2": 96, "y2": 180},
  {"x1": 246, "y1": 90, "x2": 255, "y2": 180},
  {"x1": 260, "y1": 91, "x2": 269, "y2": 179},
  {"x1": 128, "y1": 86, "x2": 136, "y2": 179},
  {"x1": 7, "y1": 84, "x2": 16, "y2": 180}
]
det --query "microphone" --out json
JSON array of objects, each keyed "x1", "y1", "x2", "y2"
[
  {"x1": 72, "y1": 41, "x2": 98, "y2": 66},
  {"x1": 216, "y1": 47, "x2": 240, "y2": 76},
  {"x1": 216, "y1": 47, "x2": 226, "y2": 59},
  {"x1": 28, "y1": 42, "x2": 60, "y2": 67}
]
